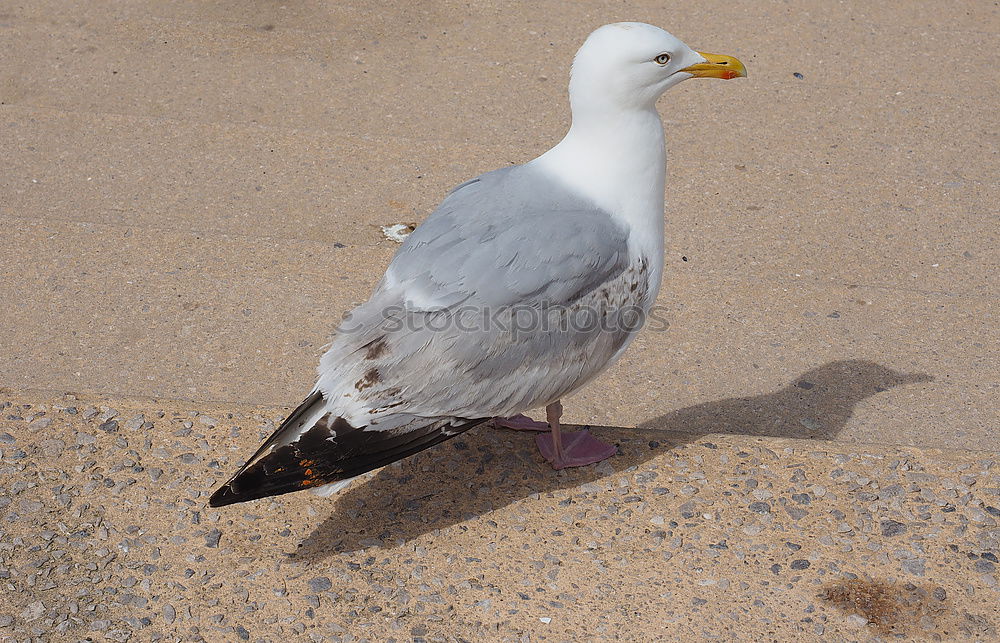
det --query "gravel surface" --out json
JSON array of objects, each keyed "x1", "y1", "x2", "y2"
[{"x1": 1, "y1": 390, "x2": 998, "y2": 641}]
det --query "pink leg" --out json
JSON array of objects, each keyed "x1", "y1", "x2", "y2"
[
  {"x1": 534, "y1": 400, "x2": 617, "y2": 470},
  {"x1": 494, "y1": 414, "x2": 550, "y2": 432}
]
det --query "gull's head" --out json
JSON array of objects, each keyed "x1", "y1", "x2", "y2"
[{"x1": 570, "y1": 22, "x2": 746, "y2": 113}]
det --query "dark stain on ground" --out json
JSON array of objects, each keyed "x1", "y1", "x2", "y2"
[
  {"x1": 820, "y1": 578, "x2": 996, "y2": 639},
  {"x1": 821, "y1": 578, "x2": 914, "y2": 635}
]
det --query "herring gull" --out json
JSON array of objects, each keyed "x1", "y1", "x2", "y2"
[{"x1": 209, "y1": 22, "x2": 745, "y2": 507}]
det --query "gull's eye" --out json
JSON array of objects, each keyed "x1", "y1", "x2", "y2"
[{"x1": 654, "y1": 53, "x2": 671, "y2": 65}]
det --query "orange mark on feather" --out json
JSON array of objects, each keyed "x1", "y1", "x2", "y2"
[{"x1": 298, "y1": 469, "x2": 325, "y2": 487}]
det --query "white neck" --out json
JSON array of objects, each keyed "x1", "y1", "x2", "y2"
[
  {"x1": 531, "y1": 109, "x2": 665, "y2": 248},
  {"x1": 530, "y1": 106, "x2": 666, "y2": 284}
]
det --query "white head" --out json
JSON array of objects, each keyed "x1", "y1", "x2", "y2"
[
  {"x1": 569, "y1": 22, "x2": 745, "y2": 118},
  {"x1": 531, "y1": 22, "x2": 745, "y2": 251}
]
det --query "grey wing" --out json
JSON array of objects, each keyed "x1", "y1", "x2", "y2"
[
  {"x1": 380, "y1": 168, "x2": 629, "y2": 310},
  {"x1": 316, "y1": 165, "x2": 647, "y2": 422}
]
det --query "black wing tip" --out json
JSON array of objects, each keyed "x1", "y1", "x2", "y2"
[
  {"x1": 207, "y1": 484, "x2": 239, "y2": 508},
  {"x1": 209, "y1": 415, "x2": 491, "y2": 508},
  {"x1": 208, "y1": 478, "x2": 305, "y2": 507},
  {"x1": 209, "y1": 454, "x2": 309, "y2": 507},
  {"x1": 208, "y1": 479, "x2": 260, "y2": 507},
  {"x1": 208, "y1": 390, "x2": 329, "y2": 509}
]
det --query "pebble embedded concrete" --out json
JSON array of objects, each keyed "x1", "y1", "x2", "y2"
[{"x1": 1, "y1": 390, "x2": 997, "y2": 640}]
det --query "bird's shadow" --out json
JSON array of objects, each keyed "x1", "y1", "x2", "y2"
[{"x1": 292, "y1": 359, "x2": 931, "y2": 561}]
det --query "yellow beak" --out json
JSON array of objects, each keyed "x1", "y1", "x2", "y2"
[{"x1": 681, "y1": 52, "x2": 747, "y2": 80}]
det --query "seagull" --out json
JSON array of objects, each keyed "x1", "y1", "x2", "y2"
[{"x1": 209, "y1": 22, "x2": 745, "y2": 507}]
